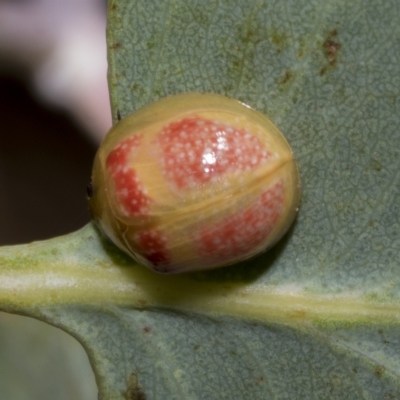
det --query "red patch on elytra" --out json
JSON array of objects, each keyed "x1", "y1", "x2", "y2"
[
  {"x1": 195, "y1": 181, "x2": 284, "y2": 262},
  {"x1": 157, "y1": 116, "x2": 270, "y2": 189},
  {"x1": 106, "y1": 136, "x2": 152, "y2": 216},
  {"x1": 133, "y1": 229, "x2": 169, "y2": 270},
  {"x1": 106, "y1": 136, "x2": 141, "y2": 170}
]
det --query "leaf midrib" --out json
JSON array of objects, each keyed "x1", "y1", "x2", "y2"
[{"x1": 0, "y1": 226, "x2": 398, "y2": 325}]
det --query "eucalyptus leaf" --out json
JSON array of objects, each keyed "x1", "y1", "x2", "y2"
[{"x1": 1, "y1": 0, "x2": 400, "y2": 399}]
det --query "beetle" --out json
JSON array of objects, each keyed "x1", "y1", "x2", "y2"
[{"x1": 88, "y1": 93, "x2": 300, "y2": 274}]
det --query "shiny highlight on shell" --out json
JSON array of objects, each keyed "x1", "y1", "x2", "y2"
[{"x1": 89, "y1": 93, "x2": 300, "y2": 274}]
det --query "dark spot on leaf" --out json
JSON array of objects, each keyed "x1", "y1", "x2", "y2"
[
  {"x1": 320, "y1": 67, "x2": 328, "y2": 77},
  {"x1": 131, "y1": 82, "x2": 146, "y2": 97},
  {"x1": 111, "y1": 42, "x2": 122, "y2": 50},
  {"x1": 124, "y1": 374, "x2": 147, "y2": 400},
  {"x1": 271, "y1": 31, "x2": 287, "y2": 53},
  {"x1": 143, "y1": 326, "x2": 151, "y2": 333},
  {"x1": 255, "y1": 376, "x2": 265, "y2": 384},
  {"x1": 241, "y1": 28, "x2": 258, "y2": 45},
  {"x1": 371, "y1": 158, "x2": 383, "y2": 172},
  {"x1": 352, "y1": 368, "x2": 358, "y2": 373},
  {"x1": 279, "y1": 70, "x2": 293, "y2": 85},
  {"x1": 320, "y1": 28, "x2": 341, "y2": 75},
  {"x1": 232, "y1": 60, "x2": 241, "y2": 69},
  {"x1": 194, "y1": 344, "x2": 200, "y2": 351},
  {"x1": 374, "y1": 365, "x2": 385, "y2": 377},
  {"x1": 378, "y1": 329, "x2": 384, "y2": 334},
  {"x1": 325, "y1": 40, "x2": 341, "y2": 63},
  {"x1": 247, "y1": 29, "x2": 255, "y2": 39}
]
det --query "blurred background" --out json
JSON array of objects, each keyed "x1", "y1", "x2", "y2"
[{"x1": 0, "y1": 0, "x2": 112, "y2": 398}]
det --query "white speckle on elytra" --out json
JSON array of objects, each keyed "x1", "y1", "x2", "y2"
[
  {"x1": 217, "y1": 136, "x2": 228, "y2": 150},
  {"x1": 157, "y1": 116, "x2": 272, "y2": 190},
  {"x1": 202, "y1": 149, "x2": 216, "y2": 165}
]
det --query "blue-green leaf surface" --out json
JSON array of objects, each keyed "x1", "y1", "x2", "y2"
[{"x1": 1, "y1": 0, "x2": 400, "y2": 398}]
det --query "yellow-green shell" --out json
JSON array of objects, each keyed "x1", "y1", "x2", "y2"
[{"x1": 89, "y1": 93, "x2": 300, "y2": 274}]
